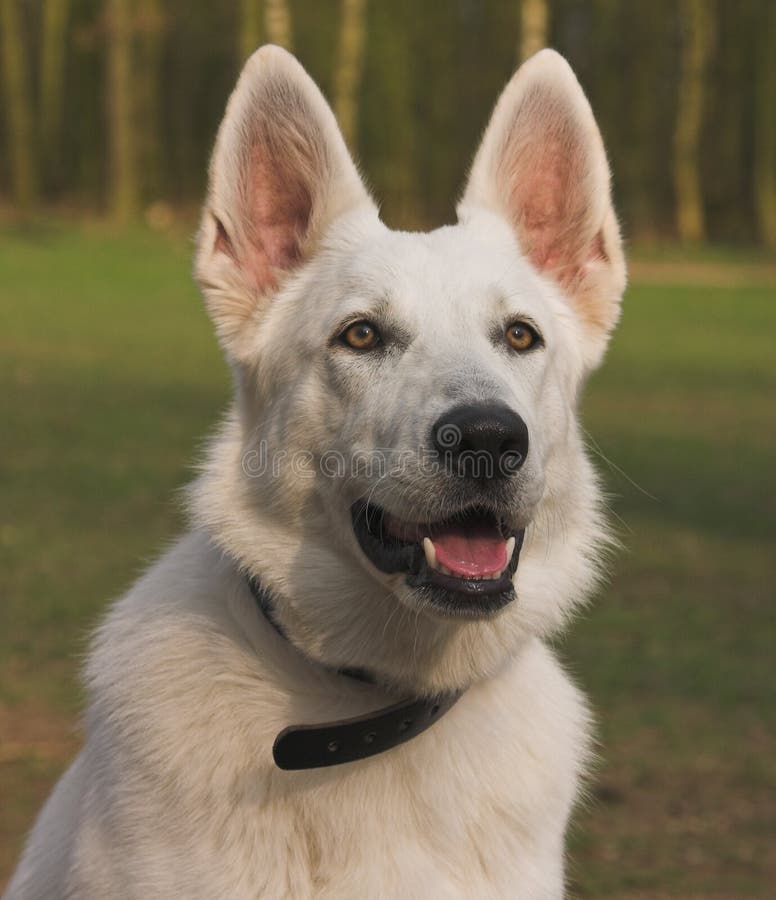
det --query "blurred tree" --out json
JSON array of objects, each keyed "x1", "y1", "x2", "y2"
[
  {"x1": 754, "y1": 0, "x2": 776, "y2": 249},
  {"x1": 333, "y1": 0, "x2": 367, "y2": 151},
  {"x1": 673, "y1": 0, "x2": 715, "y2": 243},
  {"x1": 264, "y1": 0, "x2": 291, "y2": 49},
  {"x1": 39, "y1": 0, "x2": 71, "y2": 188},
  {"x1": 582, "y1": 0, "x2": 627, "y2": 221},
  {"x1": 239, "y1": 0, "x2": 261, "y2": 63},
  {"x1": 0, "y1": 0, "x2": 770, "y2": 247},
  {"x1": 1, "y1": 0, "x2": 39, "y2": 211},
  {"x1": 136, "y1": 0, "x2": 166, "y2": 203},
  {"x1": 702, "y1": 0, "x2": 756, "y2": 243},
  {"x1": 361, "y1": 0, "x2": 416, "y2": 227},
  {"x1": 615, "y1": 0, "x2": 672, "y2": 242},
  {"x1": 413, "y1": 1, "x2": 460, "y2": 226},
  {"x1": 520, "y1": 0, "x2": 548, "y2": 61},
  {"x1": 66, "y1": 0, "x2": 106, "y2": 205},
  {"x1": 106, "y1": 0, "x2": 138, "y2": 221},
  {"x1": 168, "y1": 3, "x2": 200, "y2": 203}
]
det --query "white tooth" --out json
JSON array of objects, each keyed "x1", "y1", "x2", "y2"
[
  {"x1": 423, "y1": 537, "x2": 438, "y2": 571},
  {"x1": 505, "y1": 536, "x2": 516, "y2": 566},
  {"x1": 439, "y1": 563, "x2": 452, "y2": 576}
]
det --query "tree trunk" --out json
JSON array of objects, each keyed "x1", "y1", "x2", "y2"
[
  {"x1": 238, "y1": 0, "x2": 262, "y2": 63},
  {"x1": 39, "y1": 0, "x2": 71, "y2": 187},
  {"x1": 365, "y1": 0, "x2": 415, "y2": 227},
  {"x1": 673, "y1": 0, "x2": 715, "y2": 243},
  {"x1": 0, "y1": 0, "x2": 39, "y2": 212},
  {"x1": 520, "y1": 0, "x2": 548, "y2": 61},
  {"x1": 136, "y1": 0, "x2": 165, "y2": 203},
  {"x1": 622, "y1": 0, "x2": 668, "y2": 243},
  {"x1": 106, "y1": 0, "x2": 138, "y2": 223},
  {"x1": 334, "y1": 0, "x2": 367, "y2": 150},
  {"x1": 264, "y1": 0, "x2": 292, "y2": 50},
  {"x1": 754, "y1": 0, "x2": 776, "y2": 249}
]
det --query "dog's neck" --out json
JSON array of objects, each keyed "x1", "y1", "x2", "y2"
[
  {"x1": 248, "y1": 574, "x2": 379, "y2": 687},
  {"x1": 246, "y1": 574, "x2": 462, "y2": 770}
]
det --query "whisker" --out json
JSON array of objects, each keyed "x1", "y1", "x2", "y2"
[{"x1": 583, "y1": 427, "x2": 658, "y2": 502}]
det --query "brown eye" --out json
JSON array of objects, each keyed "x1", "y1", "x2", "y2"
[
  {"x1": 341, "y1": 321, "x2": 381, "y2": 351},
  {"x1": 506, "y1": 321, "x2": 539, "y2": 352}
]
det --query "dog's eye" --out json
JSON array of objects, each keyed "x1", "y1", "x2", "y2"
[
  {"x1": 505, "y1": 321, "x2": 540, "y2": 352},
  {"x1": 341, "y1": 321, "x2": 381, "y2": 351}
]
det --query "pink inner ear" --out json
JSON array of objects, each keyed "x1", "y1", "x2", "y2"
[
  {"x1": 505, "y1": 122, "x2": 601, "y2": 288},
  {"x1": 513, "y1": 146, "x2": 568, "y2": 270},
  {"x1": 224, "y1": 146, "x2": 313, "y2": 295},
  {"x1": 246, "y1": 150, "x2": 312, "y2": 293}
]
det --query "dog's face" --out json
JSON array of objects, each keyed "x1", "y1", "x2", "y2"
[{"x1": 193, "y1": 47, "x2": 625, "y2": 694}]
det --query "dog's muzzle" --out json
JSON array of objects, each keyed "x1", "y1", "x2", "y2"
[{"x1": 351, "y1": 501, "x2": 524, "y2": 618}]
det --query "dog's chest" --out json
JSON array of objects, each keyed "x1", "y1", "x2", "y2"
[
  {"x1": 182, "y1": 668, "x2": 580, "y2": 900},
  {"x1": 204, "y1": 744, "x2": 561, "y2": 900}
]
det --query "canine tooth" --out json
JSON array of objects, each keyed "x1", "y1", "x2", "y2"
[
  {"x1": 423, "y1": 537, "x2": 437, "y2": 570},
  {"x1": 505, "y1": 536, "x2": 516, "y2": 566}
]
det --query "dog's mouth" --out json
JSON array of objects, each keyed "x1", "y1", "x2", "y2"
[{"x1": 351, "y1": 501, "x2": 524, "y2": 618}]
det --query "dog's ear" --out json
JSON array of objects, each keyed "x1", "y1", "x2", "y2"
[
  {"x1": 459, "y1": 50, "x2": 626, "y2": 362},
  {"x1": 195, "y1": 45, "x2": 375, "y2": 360}
]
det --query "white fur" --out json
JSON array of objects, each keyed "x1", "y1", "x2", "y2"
[{"x1": 5, "y1": 46, "x2": 625, "y2": 899}]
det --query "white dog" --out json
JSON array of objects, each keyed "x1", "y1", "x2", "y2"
[{"x1": 5, "y1": 45, "x2": 625, "y2": 899}]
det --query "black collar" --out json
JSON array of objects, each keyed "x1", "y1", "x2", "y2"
[{"x1": 247, "y1": 575, "x2": 462, "y2": 770}]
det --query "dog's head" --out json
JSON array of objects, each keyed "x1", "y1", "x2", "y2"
[{"x1": 192, "y1": 46, "x2": 625, "y2": 695}]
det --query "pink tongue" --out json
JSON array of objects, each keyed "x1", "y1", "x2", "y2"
[{"x1": 431, "y1": 523, "x2": 507, "y2": 578}]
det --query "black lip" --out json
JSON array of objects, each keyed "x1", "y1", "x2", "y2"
[{"x1": 350, "y1": 501, "x2": 524, "y2": 618}]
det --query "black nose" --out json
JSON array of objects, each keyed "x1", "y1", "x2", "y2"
[{"x1": 431, "y1": 403, "x2": 529, "y2": 479}]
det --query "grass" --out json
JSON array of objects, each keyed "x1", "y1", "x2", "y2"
[
  {"x1": 564, "y1": 273, "x2": 776, "y2": 897},
  {"x1": 1, "y1": 225, "x2": 774, "y2": 896}
]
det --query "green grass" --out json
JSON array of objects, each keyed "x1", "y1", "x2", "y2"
[
  {"x1": 565, "y1": 275, "x2": 776, "y2": 897},
  {"x1": 1, "y1": 226, "x2": 774, "y2": 896}
]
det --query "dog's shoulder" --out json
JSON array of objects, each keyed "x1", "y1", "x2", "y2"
[
  {"x1": 87, "y1": 532, "x2": 253, "y2": 704},
  {"x1": 83, "y1": 533, "x2": 285, "y2": 783},
  {"x1": 82, "y1": 533, "x2": 398, "y2": 782}
]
